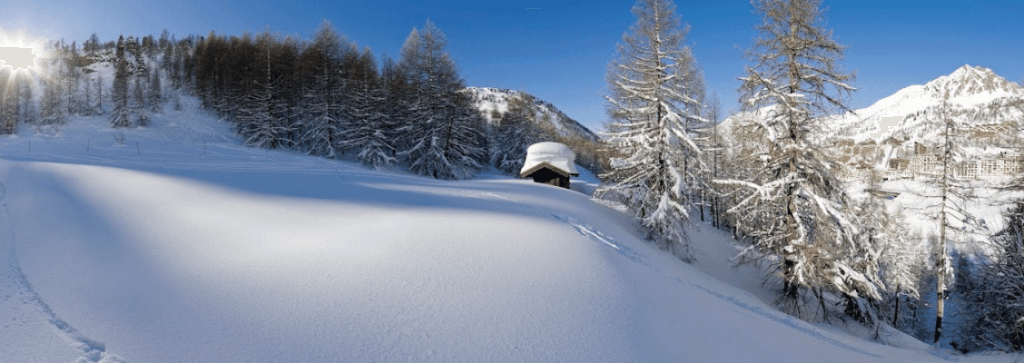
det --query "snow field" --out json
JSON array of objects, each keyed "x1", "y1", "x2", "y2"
[{"x1": 0, "y1": 99, "x2": 1015, "y2": 362}]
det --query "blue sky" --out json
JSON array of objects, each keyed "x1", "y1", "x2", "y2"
[{"x1": 3, "y1": 0, "x2": 1024, "y2": 132}]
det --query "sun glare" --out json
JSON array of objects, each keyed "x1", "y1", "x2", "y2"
[{"x1": 0, "y1": 27, "x2": 49, "y2": 75}]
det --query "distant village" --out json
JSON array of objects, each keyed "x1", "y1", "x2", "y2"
[{"x1": 834, "y1": 121, "x2": 1021, "y2": 181}]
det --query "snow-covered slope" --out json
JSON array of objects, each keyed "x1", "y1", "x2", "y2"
[
  {"x1": 466, "y1": 87, "x2": 600, "y2": 141},
  {"x1": 0, "y1": 95, "x2": 1009, "y2": 362},
  {"x1": 718, "y1": 65, "x2": 1024, "y2": 165},
  {"x1": 832, "y1": 65, "x2": 1024, "y2": 142}
]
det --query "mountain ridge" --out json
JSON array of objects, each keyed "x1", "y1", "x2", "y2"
[{"x1": 465, "y1": 87, "x2": 600, "y2": 142}]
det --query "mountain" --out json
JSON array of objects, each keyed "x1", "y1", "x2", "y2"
[
  {"x1": 719, "y1": 65, "x2": 1024, "y2": 167},
  {"x1": 465, "y1": 87, "x2": 600, "y2": 142},
  {"x1": 833, "y1": 65, "x2": 1024, "y2": 142}
]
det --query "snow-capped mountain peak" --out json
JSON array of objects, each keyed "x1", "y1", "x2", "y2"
[{"x1": 923, "y1": 64, "x2": 1023, "y2": 102}]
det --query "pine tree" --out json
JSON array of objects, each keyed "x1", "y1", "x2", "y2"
[
  {"x1": 704, "y1": 92, "x2": 725, "y2": 228},
  {"x1": 95, "y1": 75, "x2": 104, "y2": 115},
  {"x1": 109, "y1": 35, "x2": 131, "y2": 128},
  {"x1": 15, "y1": 72, "x2": 35, "y2": 125},
  {"x1": 343, "y1": 51, "x2": 396, "y2": 169},
  {"x1": 300, "y1": 22, "x2": 348, "y2": 158},
  {"x1": 858, "y1": 170, "x2": 922, "y2": 331},
  {"x1": 959, "y1": 202, "x2": 1024, "y2": 351},
  {"x1": 910, "y1": 102, "x2": 979, "y2": 343},
  {"x1": 0, "y1": 69, "x2": 17, "y2": 134},
  {"x1": 714, "y1": 0, "x2": 872, "y2": 320},
  {"x1": 39, "y1": 76, "x2": 68, "y2": 132},
  {"x1": 596, "y1": 0, "x2": 707, "y2": 260},
  {"x1": 397, "y1": 21, "x2": 484, "y2": 180},
  {"x1": 238, "y1": 43, "x2": 287, "y2": 149},
  {"x1": 149, "y1": 67, "x2": 162, "y2": 113},
  {"x1": 381, "y1": 55, "x2": 410, "y2": 157},
  {"x1": 490, "y1": 93, "x2": 549, "y2": 174},
  {"x1": 133, "y1": 72, "x2": 150, "y2": 127}
]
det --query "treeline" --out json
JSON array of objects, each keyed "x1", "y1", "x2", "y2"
[
  {"x1": 595, "y1": 0, "x2": 1024, "y2": 350},
  {"x1": 2, "y1": 31, "x2": 192, "y2": 135},
  {"x1": 13, "y1": 20, "x2": 606, "y2": 179},
  {"x1": 604, "y1": 0, "x2": 1024, "y2": 353}
]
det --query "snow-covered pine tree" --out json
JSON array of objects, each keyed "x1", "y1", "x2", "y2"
[
  {"x1": 714, "y1": 0, "x2": 873, "y2": 320},
  {"x1": 381, "y1": 55, "x2": 412, "y2": 157},
  {"x1": 149, "y1": 67, "x2": 162, "y2": 113},
  {"x1": 36, "y1": 44, "x2": 66, "y2": 132},
  {"x1": 380, "y1": 56, "x2": 411, "y2": 152},
  {"x1": 15, "y1": 71, "x2": 35, "y2": 125},
  {"x1": 959, "y1": 202, "x2": 1024, "y2": 352},
  {"x1": 0, "y1": 69, "x2": 18, "y2": 134},
  {"x1": 133, "y1": 70, "x2": 150, "y2": 127},
  {"x1": 702, "y1": 92, "x2": 725, "y2": 228},
  {"x1": 596, "y1": 0, "x2": 707, "y2": 261},
  {"x1": 39, "y1": 76, "x2": 68, "y2": 132},
  {"x1": 490, "y1": 93, "x2": 550, "y2": 175},
  {"x1": 858, "y1": 169, "x2": 922, "y2": 330},
  {"x1": 899, "y1": 101, "x2": 978, "y2": 343},
  {"x1": 109, "y1": 35, "x2": 132, "y2": 129},
  {"x1": 397, "y1": 21, "x2": 484, "y2": 180},
  {"x1": 82, "y1": 73, "x2": 93, "y2": 116},
  {"x1": 95, "y1": 75, "x2": 104, "y2": 115},
  {"x1": 237, "y1": 45, "x2": 288, "y2": 149},
  {"x1": 300, "y1": 22, "x2": 348, "y2": 158},
  {"x1": 301, "y1": 69, "x2": 345, "y2": 157},
  {"x1": 343, "y1": 51, "x2": 396, "y2": 169}
]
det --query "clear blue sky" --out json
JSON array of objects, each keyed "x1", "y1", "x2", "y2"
[{"x1": 4, "y1": 0, "x2": 1024, "y2": 132}]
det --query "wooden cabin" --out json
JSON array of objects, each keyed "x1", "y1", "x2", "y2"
[{"x1": 520, "y1": 142, "x2": 579, "y2": 188}]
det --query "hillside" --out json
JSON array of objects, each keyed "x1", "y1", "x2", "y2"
[
  {"x1": 719, "y1": 65, "x2": 1024, "y2": 166},
  {"x1": 0, "y1": 84, "x2": 999, "y2": 362},
  {"x1": 466, "y1": 87, "x2": 600, "y2": 141},
  {"x1": 830, "y1": 65, "x2": 1023, "y2": 148}
]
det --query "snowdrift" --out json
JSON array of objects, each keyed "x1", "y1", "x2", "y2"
[{"x1": 0, "y1": 103, "x2": 1001, "y2": 362}]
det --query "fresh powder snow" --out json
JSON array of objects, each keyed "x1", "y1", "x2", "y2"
[{"x1": 0, "y1": 94, "x2": 1013, "y2": 362}]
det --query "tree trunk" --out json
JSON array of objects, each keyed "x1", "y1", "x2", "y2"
[{"x1": 892, "y1": 287, "x2": 900, "y2": 327}]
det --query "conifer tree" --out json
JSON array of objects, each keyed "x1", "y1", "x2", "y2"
[
  {"x1": 133, "y1": 72, "x2": 150, "y2": 127},
  {"x1": 0, "y1": 69, "x2": 17, "y2": 134},
  {"x1": 490, "y1": 93, "x2": 550, "y2": 174},
  {"x1": 149, "y1": 67, "x2": 163, "y2": 113},
  {"x1": 596, "y1": 0, "x2": 707, "y2": 260},
  {"x1": 714, "y1": 0, "x2": 872, "y2": 320},
  {"x1": 300, "y1": 22, "x2": 348, "y2": 158},
  {"x1": 957, "y1": 98, "x2": 1024, "y2": 351},
  {"x1": 397, "y1": 21, "x2": 484, "y2": 180},
  {"x1": 39, "y1": 76, "x2": 68, "y2": 132},
  {"x1": 15, "y1": 72, "x2": 35, "y2": 125},
  {"x1": 109, "y1": 35, "x2": 132, "y2": 128},
  {"x1": 343, "y1": 50, "x2": 396, "y2": 169},
  {"x1": 238, "y1": 42, "x2": 287, "y2": 149},
  {"x1": 909, "y1": 102, "x2": 978, "y2": 343}
]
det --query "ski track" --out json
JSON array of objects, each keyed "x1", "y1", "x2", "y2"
[
  {"x1": 0, "y1": 177, "x2": 126, "y2": 363},
  {"x1": 547, "y1": 210, "x2": 886, "y2": 360}
]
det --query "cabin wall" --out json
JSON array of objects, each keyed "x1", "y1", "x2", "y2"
[{"x1": 528, "y1": 168, "x2": 570, "y2": 189}]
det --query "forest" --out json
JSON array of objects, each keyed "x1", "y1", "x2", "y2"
[{"x1": 0, "y1": 20, "x2": 606, "y2": 180}]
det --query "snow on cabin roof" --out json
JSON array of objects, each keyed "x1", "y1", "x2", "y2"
[{"x1": 520, "y1": 142, "x2": 579, "y2": 177}]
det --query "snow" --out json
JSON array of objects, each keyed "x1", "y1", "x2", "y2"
[
  {"x1": 520, "y1": 141, "x2": 579, "y2": 176},
  {"x1": 0, "y1": 96, "x2": 1015, "y2": 362}
]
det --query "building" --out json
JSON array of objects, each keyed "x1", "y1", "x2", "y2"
[{"x1": 520, "y1": 142, "x2": 580, "y2": 188}]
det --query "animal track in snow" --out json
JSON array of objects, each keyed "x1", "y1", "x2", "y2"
[
  {"x1": 0, "y1": 179, "x2": 126, "y2": 363},
  {"x1": 549, "y1": 212, "x2": 652, "y2": 267}
]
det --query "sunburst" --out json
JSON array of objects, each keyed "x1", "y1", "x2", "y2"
[{"x1": 0, "y1": 27, "x2": 51, "y2": 93}]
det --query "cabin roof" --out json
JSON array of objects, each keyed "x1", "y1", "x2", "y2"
[
  {"x1": 521, "y1": 161, "x2": 578, "y2": 179},
  {"x1": 520, "y1": 142, "x2": 579, "y2": 177}
]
